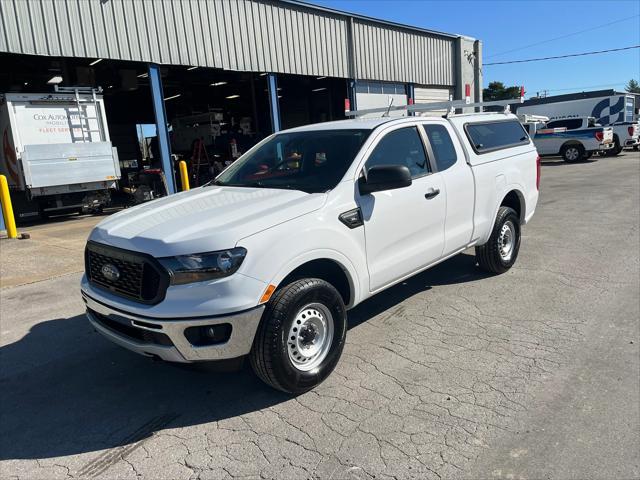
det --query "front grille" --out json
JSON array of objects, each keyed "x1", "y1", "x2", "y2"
[
  {"x1": 88, "y1": 308, "x2": 173, "y2": 347},
  {"x1": 85, "y1": 241, "x2": 169, "y2": 304}
]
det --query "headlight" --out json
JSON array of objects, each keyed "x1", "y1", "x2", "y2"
[{"x1": 158, "y1": 247, "x2": 247, "y2": 285}]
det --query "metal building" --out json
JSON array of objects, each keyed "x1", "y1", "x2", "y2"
[{"x1": 0, "y1": 0, "x2": 482, "y2": 194}]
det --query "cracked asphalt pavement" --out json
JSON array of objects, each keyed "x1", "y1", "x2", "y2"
[{"x1": 1, "y1": 153, "x2": 639, "y2": 479}]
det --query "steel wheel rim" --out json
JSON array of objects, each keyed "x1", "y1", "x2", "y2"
[
  {"x1": 498, "y1": 220, "x2": 515, "y2": 261},
  {"x1": 566, "y1": 148, "x2": 579, "y2": 161},
  {"x1": 287, "y1": 303, "x2": 334, "y2": 372}
]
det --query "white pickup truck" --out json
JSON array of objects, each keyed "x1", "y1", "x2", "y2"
[
  {"x1": 611, "y1": 121, "x2": 640, "y2": 153},
  {"x1": 522, "y1": 116, "x2": 614, "y2": 162},
  {"x1": 81, "y1": 111, "x2": 539, "y2": 393}
]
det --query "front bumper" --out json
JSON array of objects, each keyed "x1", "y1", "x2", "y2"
[{"x1": 83, "y1": 292, "x2": 264, "y2": 363}]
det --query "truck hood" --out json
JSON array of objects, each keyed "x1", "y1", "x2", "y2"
[{"x1": 89, "y1": 186, "x2": 327, "y2": 256}]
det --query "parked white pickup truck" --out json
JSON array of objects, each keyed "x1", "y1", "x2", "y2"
[
  {"x1": 81, "y1": 111, "x2": 539, "y2": 393},
  {"x1": 611, "y1": 121, "x2": 640, "y2": 153},
  {"x1": 521, "y1": 115, "x2": 614, "y2": 162}
]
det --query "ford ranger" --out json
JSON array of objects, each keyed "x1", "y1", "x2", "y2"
[{"x1": 81, "y1": 112, "x2": 539, "y2": 393}]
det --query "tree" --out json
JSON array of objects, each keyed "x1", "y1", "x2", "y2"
[
  {"x1": 483, "y1": 81, "x2": 523, "y2": 101},
  {"x1": 625, "y1": 79, "x2": 640, "y2": 94}
]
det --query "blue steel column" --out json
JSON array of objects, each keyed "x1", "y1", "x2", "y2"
[
  {"x1": 348, "y1": 79, "x2": 357, "y2": 112},
  {"x1": 406, "y1": 83, "x2": 415, "y2": 116},
  {"x1": 148, "y1": 63, "x2": 176, "y2": 194},
  {"x1": 267, "y1": 73, "x2": 281, "y2": 133}
]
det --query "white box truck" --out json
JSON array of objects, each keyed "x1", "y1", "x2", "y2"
[{"x1": 0, "y1": 87, "x2": 121, "y2": 221}]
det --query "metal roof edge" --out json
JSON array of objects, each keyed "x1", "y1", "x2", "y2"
[{"x1": 277, "y1": 0, "x2": 464, "y2": 39}]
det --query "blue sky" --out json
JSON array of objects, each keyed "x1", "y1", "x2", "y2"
[{"x1": 308, "y1": 0, "x2": 640, "y2": 98}]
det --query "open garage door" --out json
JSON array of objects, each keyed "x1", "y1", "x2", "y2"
[{"x1": 414, "y1": 86, "x2": 453, "y2": 116}]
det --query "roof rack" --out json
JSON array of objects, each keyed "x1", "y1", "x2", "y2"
[{"x1": 345, "y1": 87, "x2": 525, "y2": 119}]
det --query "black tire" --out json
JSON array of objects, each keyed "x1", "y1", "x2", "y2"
[
  {"x1": 605, "y1": 136, "x2": 622, "y2": 157},
  {"x1": 475, "y1": 206, "x2": 521, "y2": 274},
  {"x1": 561, "y1": 144, "x2": 584, "y2": 162},
  {"x1": 250, "y1": 278, "x2": 347, "y2": 394}
]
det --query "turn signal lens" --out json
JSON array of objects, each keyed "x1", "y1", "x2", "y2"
[{"x1": 259, "y1": 284, "x2": 277, "y2": 304}]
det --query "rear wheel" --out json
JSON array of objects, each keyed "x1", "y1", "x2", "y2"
[
  {"x1": 561, "y1": 144, "x2": 584, "y2": 162},
  {"x1": 250, "y1": 278, "x2": 347, "y2": 394},
  {"x1": 606, "y1": 136, "x2": 622, "y2": 156},
  {"x1": 476, "y1": 206, "x2": 521, "y2": 274}
]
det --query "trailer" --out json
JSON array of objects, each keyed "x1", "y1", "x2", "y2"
[
  {"x1": 515, "y1": 90, "x2": 637, "y2": 125},
  {"x1": 0, "y1": 87, "x2": 120, "y2": 222}
]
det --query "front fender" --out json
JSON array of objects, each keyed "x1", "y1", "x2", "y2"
[{"x1": 236, "y1": 211, "x2": 368, "y2": 308}]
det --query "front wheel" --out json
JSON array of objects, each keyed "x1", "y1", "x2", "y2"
[
  {"x1": 476, "y1": 206, "x2": 521, "y2": 274},
  {"x1": 250, "y1": 278, "x2": 347, "y2": 394}
]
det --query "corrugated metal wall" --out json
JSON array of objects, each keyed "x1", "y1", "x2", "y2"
[
  {"x1": 0, "y1": 0, "x2": 456, "y2": 86},
  {"x1": 352, "y1": 20, "x2": 455, "y2": 86},
  {"x1": 0, "y1": 0, "x2": 349, "y2": 77}
]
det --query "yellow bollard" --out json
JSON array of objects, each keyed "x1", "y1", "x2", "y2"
[
  {"x1": 0, "y1": 175, "x2": 18, "y2": 239},
  {"x1": 179, "y1": 160, "x2": 190, "y2": 191}
]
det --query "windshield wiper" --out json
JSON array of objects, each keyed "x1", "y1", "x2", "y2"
[{"x1": 203, "y1": 179, "x2": 225, "y2": 187}]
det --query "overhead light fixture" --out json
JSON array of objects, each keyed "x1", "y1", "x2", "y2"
[
  {"x1": 89, "y1": 58, "x2": 103, "y2": 66},
  {"x1": 316, "y1": 76, "x2": 327, "y2": 80},
  {"x1": 137, "y1": 73, "x2": 148, "y2": 78},
  {"x1": 259, "y1": 73, "x2": 268, "y2": 76},
  {"x1": 225, "y1": 94, "x2": 240, "y2": 99},
  {"x1": 210, "y1": 81, "x2": 227, "y2": 87},
  {"x1": 187, "y1": 66, "x2": 198, "y2": 71},
  {"x1": 47, "y1": 75, "x2": 63, "y2": 85},
  {"x1": 312, "y1": 87, "x2": 327, "y2": 92},
  {"x1": 108, "y1": 85, "x2": 113, "y2": 89},
  {"x1": 278, "y1": 95, "x2": 282, "y2": 99},
  {"x1": 23, "y1": 82, "x2": 28, "y2": 86},
  {"x1": 164, "y1": 93, "x2": 181, "y2": 101}
]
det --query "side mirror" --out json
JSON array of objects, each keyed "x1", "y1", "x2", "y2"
[{"x1": 359, "y1": 165, "x2": 412, "y2": 195}]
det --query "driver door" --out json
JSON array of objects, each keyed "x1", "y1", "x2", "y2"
[{"x1": 358, "y1": 126, "x2": 446, "y2": 292}]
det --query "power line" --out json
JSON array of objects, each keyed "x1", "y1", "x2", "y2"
[
  {"x1": 484, "y1": 45, "x2": 640, "y2": 66},
  {"x1": 486, "y1": 15, "x2": 640, "y2": 59}
]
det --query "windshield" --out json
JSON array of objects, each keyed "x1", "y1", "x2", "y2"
[{"x1": 213, "y1": 129, "x2": 370, "y2": 193}]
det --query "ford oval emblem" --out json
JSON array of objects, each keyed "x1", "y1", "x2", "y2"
[{"x1": 101, "y1": 263, "x2": 120, "y2": 282}]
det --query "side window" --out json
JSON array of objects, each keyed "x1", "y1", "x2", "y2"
[
  {"x1": 366, "y1": 127, "x2": 429, "y2": 178},
  {"x1": 422, "y1": 124, "x2": 457, "y2": 171},
  {"x1": 547, "y1": 119, "x2": 582, "y2": 130},
  {"x1": 465, "y1": 120, "x2": 529, "y2": 154}
]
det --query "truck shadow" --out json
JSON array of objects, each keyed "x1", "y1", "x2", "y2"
[
  {"x1": 0, "y1": 253, "x2": 488, "y2": 462},
  {"x1": 540, "y1": 158, "x2": 598, "y2": 166}
]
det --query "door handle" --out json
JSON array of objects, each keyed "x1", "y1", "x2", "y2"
[{"x1": 424, "y1": 188, "x2": 440, "y2": 199}]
